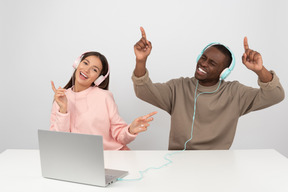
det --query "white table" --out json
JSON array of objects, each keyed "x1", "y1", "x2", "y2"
[{"x1": 1, "y1": 149, "x2": 288, "y2": 192}]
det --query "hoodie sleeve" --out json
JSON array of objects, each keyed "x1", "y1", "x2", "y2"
[
  {"x1": 49, "y1": 101, "x2": 71, "y2": 132},
  {"x1": 132, "y1": 70, "x2": 174, "y2": 114},
  {"x1": 105, "y1": 91, "x2": 137, "y2": 145},
  {"x1": 238, "y1": 71, "x2": 285, "y2": 116}
]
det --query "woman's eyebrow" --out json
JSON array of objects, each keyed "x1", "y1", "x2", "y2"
[
  {"x1": 83, "y1": 59, "x2": 90, "y2": 63},
  {"x1": 93, "y1": 65, "x2": 101, "y2": 71}
]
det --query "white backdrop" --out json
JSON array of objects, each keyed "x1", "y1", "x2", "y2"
[{"x1": 1, "y1": 0, "x2": 287, "y2": 156}]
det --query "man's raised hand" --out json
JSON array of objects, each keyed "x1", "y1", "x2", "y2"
[
  {"x1": 134, "y1": 27, "x2": 152, "y2": 62},
  {"x1": 242, "y1": 37, "x2": 263, "y2": 72}
]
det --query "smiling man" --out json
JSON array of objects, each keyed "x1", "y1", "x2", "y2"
[
  {"x1": 131, "y1": 27, "x2": 285, "y2": 150},
  {"x1": 195, "y1": 45, "x2": 232, "y2": 86}
]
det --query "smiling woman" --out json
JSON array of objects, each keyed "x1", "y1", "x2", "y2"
[
  {"x1": 65, "y1": 52, "x2": 110, "y2": 91},
  {"x1": 49, "y1": 51, "x2": 157, "y2": 150}
]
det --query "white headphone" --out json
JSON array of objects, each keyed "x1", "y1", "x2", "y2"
[{"x1": 73, "y1": 52, "x2": 110, "y2": 86}]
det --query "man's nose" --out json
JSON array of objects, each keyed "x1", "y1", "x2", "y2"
[{"x1": 200, "y1": 60, "x2": 208, "y2": 67}]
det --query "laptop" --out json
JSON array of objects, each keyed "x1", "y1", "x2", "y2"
[{"x1": 38, "y1": 129, "x2": 128, "y2": 187}]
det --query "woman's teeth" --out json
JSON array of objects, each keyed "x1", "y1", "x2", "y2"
[{"x1": 80, "y1": 72, "x2": 88, "y2": 79}]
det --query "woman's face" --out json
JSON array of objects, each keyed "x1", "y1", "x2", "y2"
[{"x1": 74, "y1": 55, "x2": 103, "y2": 92}]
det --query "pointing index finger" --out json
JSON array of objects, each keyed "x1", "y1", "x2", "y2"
[
  {"x1": 51, "y1": 81, "x2": 57, "y2": 93},
  {"x1": 142, "y1": 111, "x2": 157, "y2": 120},
  {"x1": 244, "y1": 36, "x2": 249, "y2": 51},
  {"x1": 140, "y1": 26, "x2": 147, "y2": 39}
]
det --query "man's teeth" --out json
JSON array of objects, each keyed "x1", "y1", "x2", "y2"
[
  {"x1": 199, "y1": 68, "x2": 207, "y2": 74},
  {"x1": 80, "y1": 72, "x2": 88, "y2": 78}
]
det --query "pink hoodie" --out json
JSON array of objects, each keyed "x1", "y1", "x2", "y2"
[{"x1": 50, "y1": 86, "x2": 137, "y2": 150}]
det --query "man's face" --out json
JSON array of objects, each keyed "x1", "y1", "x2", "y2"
[{"x1": 194, "y1": 46, "x2": 227, "y2": 86}]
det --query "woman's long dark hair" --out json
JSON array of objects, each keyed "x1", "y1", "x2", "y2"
[{"x1": 64, "y1": 51, "x2": 110, "y2": 90}]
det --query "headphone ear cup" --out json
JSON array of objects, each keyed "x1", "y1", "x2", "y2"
[
  {"x1": 94, "y1": 75, "x2": 105, "y2": 86},
  {"x1": 73, "y1": 57, "x2": 81, "y2": 69},
  {"x1": 73, "y1": 62, "x2": 77, "y2": 69},
  {"x1": 220, "y1": 68, "x2": 231, "y2": 80}
]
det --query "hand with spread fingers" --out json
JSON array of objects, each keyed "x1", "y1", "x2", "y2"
[
  {"x1": 51, "y1": 81, "x2": 68, "y2": 113},
  {"x1": 129, "y1": 111, "x2": 157, "y2": 135},
  {"x1": 242, "y1": 37, "x2": 263, "y2": 73}
]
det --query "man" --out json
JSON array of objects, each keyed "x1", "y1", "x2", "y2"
[{"x1": 132, "y1": 27, "x2": 285, "y2": 150}]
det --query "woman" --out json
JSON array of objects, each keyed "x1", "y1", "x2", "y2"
[{"x1": 50, "y1": 51, "x2": 156, "y2": 150}]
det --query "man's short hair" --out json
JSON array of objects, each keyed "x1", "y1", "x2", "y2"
[{"x1": 212, "y1": 44, "x2": 233, "y2": 68}]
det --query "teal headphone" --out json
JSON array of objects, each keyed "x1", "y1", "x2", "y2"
[{"x1": 197, "y1": 42, "x2": 235, "y2": 80}]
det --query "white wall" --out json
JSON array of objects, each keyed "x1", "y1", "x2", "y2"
[{"x1": 1, "y1": 0, "x2": 287, "y2": 156}]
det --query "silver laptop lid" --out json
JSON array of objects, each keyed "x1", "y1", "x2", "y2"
[{"x1": 38, "y1": 130, "x2": 107, "y2": 186}]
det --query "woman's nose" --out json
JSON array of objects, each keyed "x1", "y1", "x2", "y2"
[{"x1": 83, "y1": 66, "x2": 90, "y2": 73}]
